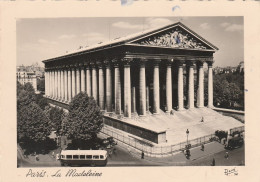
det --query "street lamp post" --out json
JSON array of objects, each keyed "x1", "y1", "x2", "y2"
[{"x1": 186, "y1": 129, "x2": 189, "y2": 145}]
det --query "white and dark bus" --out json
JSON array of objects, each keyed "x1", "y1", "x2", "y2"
[{"x1": 60, "y1": 150, "x2": 108, "y2": 166}]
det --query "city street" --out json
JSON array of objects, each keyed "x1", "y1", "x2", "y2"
[{"x1": 17, "y1": 141, "x2": 244, "y2": 167}]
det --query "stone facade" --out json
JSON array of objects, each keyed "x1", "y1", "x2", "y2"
[{"x1": 43, "y1": 22, "x2": 218, "y2": 143}]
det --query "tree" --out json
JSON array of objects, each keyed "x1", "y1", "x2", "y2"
[
  {"x1": 17, "y1": 102, "x2": 52, "y2": 143},
  {"x1": 35, "y1": 94, "x2": 49, "y2": 110},
  {"x1": 37, "y1": 78, "x2": 45, "y2": 92},
  {"x1": 24, "y1": 82, "x2": 35, "y2": 94},
  {"x1": 63, "y1": 92, "x2": 103, "y2": 141},
  {"x1": 44, "y1": 106, "x2": 66, "y2": 133}
]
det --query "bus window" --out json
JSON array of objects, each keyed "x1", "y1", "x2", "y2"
[
  {"x1": 67, "y1": 155, "x2": 72, "y2": 159},
  {"x1": 80, "y1": 155, "x2": 85, "y2": 159},
  {"x1": 100, "y1": 155, "x2": 104, "y2": 159},
  {"x1": 86, "y1": 155, "x2": 92, "y2": 159},
  {"x1": 93, "y1": 155, "x2": 99, "y2": 159},
  {"x1": 73, "y1": 155, "x2": 79, "y2": 159}
]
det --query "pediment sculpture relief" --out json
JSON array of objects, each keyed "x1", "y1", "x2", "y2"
[{"x1": 134, "y1": 28, "x2": 208, "y2": 49}]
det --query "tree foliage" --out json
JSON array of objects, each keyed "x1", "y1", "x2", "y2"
[
  {"x1": 63, "y1": 92, "x2": 103, "y2": 141},
  {"x1": 37, "y1": 78, "x2": 45, "y2": 92},
  {"x1": 17, "y1": 102, "x2": 52, "y2": 143},
  {"x1": 213, "y1": 72, "x2": 244, "y2": 109},
  {"x1": 44, "y1": 106, "x2": 66, "y2": 133}
]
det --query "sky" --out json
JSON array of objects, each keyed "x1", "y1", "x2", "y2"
[{"x1": 17, "y1": 17, "x2": 243, "y2": 67}]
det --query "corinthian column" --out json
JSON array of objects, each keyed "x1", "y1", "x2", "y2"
[
  {"x1": 197, "y1": 61, "x2": 204, "y2": 108},
  {"x1": 207, "y1": 61, "x2": 214, "y2": 108},
  {"x1": 139, "y1": 60, "x2": 146, "y2": 116},
  {"x1": 58, "y1": 69, "x2": 61, "y2": 100},
  {"x1": 55, "y1": 69, "x2": 58, "y2": 100},
  {"x1": 61, "y1": 69, "x2": 64, "y2": 101},
  {"x1": 68, "y1": 68, "x2": 72, "y2": 102},
  {"x1": 178, "y1": 61, "x2": 184, "y2": 111},
  {"x1": 45, "y1": 70, "x2": 48, "y2": 97},
  {"x1": 106, "y1": 63, "x2": 112, "y2": 112},
  {"x1": 166, "y1": 60, "x2": 173, "y2": 112},
  {"x1": 64, "y1": 68, "x2": 68, "y2": 102},
  {"x1": 71, "y1": 67, "x2": 76, "y2": 98},
  {"x1": 86, "y1": 66, "x2": 91, "y2": 96},
  {"x1": 51, "y1": 70, "x2": 54, "y2": 98},
  {"x1": 153, "y1": 60, "x2": 160, "y2": 114},
  {"x1": 99, "y1": 65, "x2": 105, "y2": 110},
  {"x1": 81, "y1": 66, "x2": 85, "y2": 92},
  {"x1": 124, "y1": 61, "x2": 131, "y2": 118},
  {"x1": 187, "y1": 61, "x2": 195, "y2": 109},
  {"x1": 92, "y1": 66, "x2": 98, "y2": 101},
  {"x1": 114, "y1": 62, "x2": 121, "y2": 115},
  {"x1": 76, "y1": 67, "x2": 81, "y2": 94}
]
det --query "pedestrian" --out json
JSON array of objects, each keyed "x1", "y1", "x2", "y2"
[
  {"x1": 225, "y1": 151, "x2": 229, "y2": 159},
  {"x1": 211, "y1": 158, "x2": 215, "y2": 166},
  {"x1": 201, "y1": 144, "x2": 204, "y2": 151},
  {"x1": 56, "y1": 153, "x2": 60, "y2": 161},
  {"x1": 52, "y1": 151, "x2": 55, "y2": 158},
  {"x1": 141, "y1": 151, "x2": 144, "y2": 159},
  {"x1": 35, "y1": 154, "x2": 39, "y2": 161}
]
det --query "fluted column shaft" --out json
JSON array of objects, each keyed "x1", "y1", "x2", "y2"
[
  {"x1": 58, "y1": 70, "x2": 61, "y2": 100},
  {"x1": 197, "y1": 62, "x2": 204, "y2": 108},
  {"x1": 114, "y1": 64, "x2": 121, "y2": 115},
  {"x1": 139, "y1": 61, "x2": 146, "y2": 116},
  {"x1": 76, "y1": 68, "x2": 80, "y2": 95},
  {"x1": 153, "y1": 61, "x2": 160, "y2": 114},
  {"x1": 188, "y1": 62, "x2": 195, "y2": 109},
  {"x1": 51, "y1": 71, "x2": 54, "y2": 98},
  {"x1": 166, "y1": 63, "x2": 172, "y2": 112},
  {"x1": 64, "y1": 69, "x2": 68, "y2": 102},
  {"x1": 208, "y1": 62, "x2": 213, "y2": 108},
  {"x1": 86, "y1": 67, "x2": 91, "y2": 96},
  {"x1": 55, "y1": 70, "x2": 58, "y2": 99},
  {"x1": 81, "y1": 67, "x2": 85, "y2": 92},
  {"x1": 99, "y1": 66, "x2": 105, "y2": 110},
  {"x1": 124, "y1": 64, "x2": 131, "y2": 118},
  {"x1": 68, "y1": 69, "x2": 72, "y2": 102},
  {"x1": 178, "y1": 62, "x2": 184, "y2": 111},
  {"x1": 131, "y1": 87, "x2": 136, "y2": 113},
  {"x1": 71, "y1": 68, "x2": 76, "y2": 98},
  {"x1": 45, "y1": 71, "x2": 48, "y2": 96},
  {"x1": 92, "y1": 67, "x2": 98, "y2": 101},
  {"x1": 61, "y1": 69, "x2": 64, "y2": 100},
  {"x1": 106, "y1": 65, "x2": 112, "y2": 112}
]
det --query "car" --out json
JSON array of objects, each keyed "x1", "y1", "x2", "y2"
[{"x1": 107, "y1": 137, "x2": 117, "y2": 146}]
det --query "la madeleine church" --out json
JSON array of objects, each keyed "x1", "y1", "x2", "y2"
[{"x1": 43, "y1": 22, "x2": 220, "y2": 144}]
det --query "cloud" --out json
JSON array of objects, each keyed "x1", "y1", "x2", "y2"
[
  {"x1": 220, "y1": 22, "x2": 243, "y2": 32},
  {"x1": 225, "y1": 24, "x2": 243, "y2": 32},
  {"x1": 112, "y1": 21, "x2": 143, "y2": 30},
  {"x1": 38, "y1": 39, "x2": 57, "y2": 45},
  {"x1": 145, "y1": 18, "x2": 173, "y2": 29},
  {"x1": 58, "y1": 34, "x2": 76, "y2": 39},
  {"x1": 82, "y1": 32, "x2": 108, "y2": 45},
  {"x1": 200, "y1": 23, "x2": 210, "y2": 30},
  {"x1": 220, "y1": 22, "x2": 230, "y2": 27}
]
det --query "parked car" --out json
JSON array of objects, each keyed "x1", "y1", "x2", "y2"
[{"x1": 225, "y1": 137, "x2": 244, "y2": 150}]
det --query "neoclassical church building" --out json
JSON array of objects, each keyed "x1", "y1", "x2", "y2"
[{"x1": 43, "y1": 22, "x2": 243, "y2": 144}]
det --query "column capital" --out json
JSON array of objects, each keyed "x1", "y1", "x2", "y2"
[
  {"x1": 122, "y1": 58, "x2": 133, "y2": 66},
  {"x1": 177, "y1": 60, "x2": 185, "y2": 67},
  {"x1": 165, "y1": 58, "x2": 174, "y2": 66},
  {"x1": 153, "y1": 59, "x2": 161, "y2": 66},
  {"x1": 186, "y1": 60, "x2": 196, "y2": 67},
  {"x1": 197, "y1": 60, "x2": 205, "y2": 67},
  {"x1": 207, "y1": 61, "x2": 214, "y2": 67}
]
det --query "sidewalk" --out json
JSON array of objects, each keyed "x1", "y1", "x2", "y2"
[{"x1": 121, "y1": 141, "x2": 225, "y2": 165}]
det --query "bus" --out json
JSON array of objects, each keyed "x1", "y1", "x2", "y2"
[{"x1": 60, "y1": 150, "x2": 108, "y2": 167}]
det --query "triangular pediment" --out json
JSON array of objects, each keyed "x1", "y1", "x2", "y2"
[{"x1": 127, "y1": 22, "x2": 218, "y2": 51}]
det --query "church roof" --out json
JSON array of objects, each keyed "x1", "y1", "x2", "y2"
[{"x1": 43, "y1": 22, "x2": 218, "y2": 63}]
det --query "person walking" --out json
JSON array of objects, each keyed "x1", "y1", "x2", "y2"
[
  {"x1": 225, "y1": 151, "x2": 229, "y2": 159},
  {"x1": 211, "y1": 158, "x2": 215, "y2": 166},
  {"x1": 201, "y1": 144, "x2": 205, "y2": 151},
  {"x1": 141, "y1": 151, "x2": 144, "y2": 159}
]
